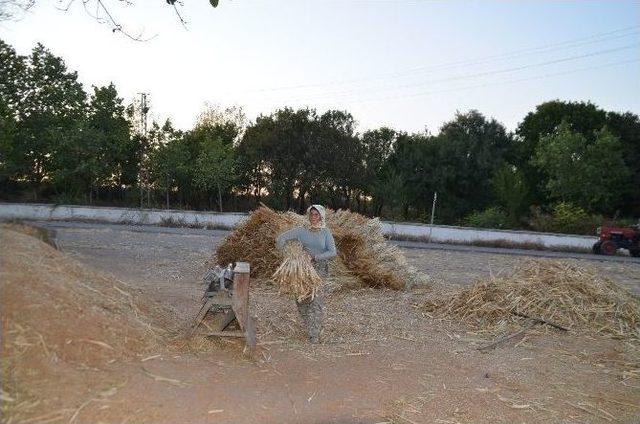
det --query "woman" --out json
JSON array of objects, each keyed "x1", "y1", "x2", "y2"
[{"x1": 276, "y1": 204, "x2": 337, "y2": 344}]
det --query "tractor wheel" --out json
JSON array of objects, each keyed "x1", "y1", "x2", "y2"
[
  {"x1": 600, "y1": 240, "x2": 617, "y2": 256},
  {"x1": 630, "y1": 249, "x2": 640, "y2": 258},
  {"x1": 592, "y1": 242, "x2": 602, "y2": 254}
]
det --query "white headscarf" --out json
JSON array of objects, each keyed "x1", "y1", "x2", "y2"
[{"x1": 306, "y1": 204, "x2": 327, "y2": 231}]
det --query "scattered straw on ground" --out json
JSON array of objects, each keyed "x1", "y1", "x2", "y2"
[
  {"x1": 215, "y1": 206, "x2": 426, "y2": 291},
  {"x1": 425, "y1": 259, "x2": 640, "y2": 341}
]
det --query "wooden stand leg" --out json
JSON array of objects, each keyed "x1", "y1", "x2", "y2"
[
  {"x1": 231, "y1": 262, "x2": 256, "y2": 347},
  {"x1": 219, "y1": 310, "x2": 237, "y2": 331},
  {"x1": 188, "y1": 298, "x2": 217, "y2": 337}
]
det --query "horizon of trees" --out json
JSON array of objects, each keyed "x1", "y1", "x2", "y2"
[{"x1": 1, "y1": 39, "x2": 639, "y2": 234}]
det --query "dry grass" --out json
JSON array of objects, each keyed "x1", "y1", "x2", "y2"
[
  {"x1": 1, "y1": 221, "x2": 58, "y2": 248},
  {"x1": 0, "y1": 226, "x2": 174, "y2": 423},
  {"x1": 272, "y1": 241, "x2": 324, "y2": 301},
  {"x1": 425, "y1": 259, "x2": 640, "y2": 341},
  {"x1": 215, "y1": 206, "x2": 426, "y2": 291}
]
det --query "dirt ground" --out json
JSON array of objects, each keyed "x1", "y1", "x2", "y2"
[{"x1": 2, "y1": 222, "x2": 640, "y2": 424}]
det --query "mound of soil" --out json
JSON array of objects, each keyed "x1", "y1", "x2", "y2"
[{"x1": 1, "y1": 227, "x2": 171, "y2": 422}]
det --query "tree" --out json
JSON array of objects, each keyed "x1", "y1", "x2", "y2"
[
  {"x1": 0, "y1": 40, "x2": 24, "y2": 187},
  {"x1": 147, "y1": 120, "x2": 191, "y2": 208},
  {"x1": 0, "y1": 98, "x2": 19, "y2": 187},
  {"x1": 532, "y1": 122, "x2": 630, "y2": 213},
  {"x1": 384, "y1": 132, "x2": 430, "y2": 219},
  {"x1": 310, "y1": 110, "x2": 363, "y2": 212},
  {"x1": 604, "y1": 111, "x2": 640, "y2": 215},
  {"x1": 86, "y1": 84, "x2": 134, "y2": 190},
  {"x1": 361, "y1": 128, "x2": 399, "y2": 215},
  {"x1": 236, "y1": 108, "x2": 318, "y2": 210},
  {"x1": 384, "y1": 110, "x2": 514, "y2": 223},
  {"x1": 57, "y1": 84, "x2": 133, "y2": 200},
  {"x1": 195, "y1": 138, "x2": 235, "y2": 211},
  {"x1": 516, "y1": 100, "x2": 609, "y2": 206},
  {"x1": 492, "y1": 165, "x2": 528, "y2": 225},
  {"x1": 195, "y1": 104, "x2": 246, "y2": 145},
  {"x1": 14, "y1": 43, "x2": 87, "y2": 198},
  {"x1": 436, "y1": 110, "x2": 514, "y2": 220},
  {"x1": 1, "y1": 1, "x2": 223, "y2": 40}
]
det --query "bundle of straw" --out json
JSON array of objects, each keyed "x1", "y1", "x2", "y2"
[
  {"x1": 271, "y1": 241, "x2": 324, "y2": 302},
  {"x1": 425, "y1": 259, "x2": 640, "y2": 341},
  {"x1": 215, "y1": 207, "x2": 303, "y2": 277},
  {"x1": 214, "y1": 205, "x2": 426, "y2": 291}
]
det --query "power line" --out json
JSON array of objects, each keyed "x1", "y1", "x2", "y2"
[
  {"x1": 320, "y1": 57, "x2": 640, "y2": 105},
  {"x1": 279, "y1": 42, "x2": 639, "y2": 103},
  {"x1": 243, "y1": 25, "x2": 639, "y2": 94}
]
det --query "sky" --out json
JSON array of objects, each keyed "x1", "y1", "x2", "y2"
[{"x1": 2, "y1": 0, "x2": 639, "y2": 134}]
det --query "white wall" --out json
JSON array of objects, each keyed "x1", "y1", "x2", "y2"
[
  {"x1": 0, "y1": 202, "x2": 246, "y2": 229},
  {"x1": 0, "y1": 202, "x2": 597, "y2": 249},
  {"x1": 382, "y1": 221, "x2": 596, "y2": 250}
]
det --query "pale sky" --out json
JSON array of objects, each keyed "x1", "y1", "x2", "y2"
[{"x1": 2, "y1": 0, "x2": 639, "y2": 134}]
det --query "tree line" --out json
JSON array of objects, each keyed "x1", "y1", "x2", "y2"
[{"x1": 1, "y1": 40, "x2": 639, "y2": 233}]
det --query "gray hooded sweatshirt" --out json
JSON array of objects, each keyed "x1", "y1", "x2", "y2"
[{"x1": 275, "y1": 205, "x2": 337, "y2": 261}]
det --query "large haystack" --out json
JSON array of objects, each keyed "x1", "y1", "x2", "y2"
[
  {"x1": 1, "y1": 226, "x2": 170, "y2": 422},
  {"x1": 215, "y1": 206, "x2": 423, "y2": 290},
  {"x1": 425, "y1": 259, "x2": 640, "y2": 341}
]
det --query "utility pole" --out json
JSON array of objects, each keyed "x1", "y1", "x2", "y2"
[{"x1": 428, "y1": 191, "x2": 437, "y2": 243}]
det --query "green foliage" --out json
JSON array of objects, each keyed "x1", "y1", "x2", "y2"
[
  {"x1": 492, "y1": 165, "x2": 528, "y2": 225},
  {"x1": 515, "y1": 100, "x2": 640, "y2": 214},
  {"x1": 605, "y1": 111, "x2": 640, "y2": 216},
  {"x1": 236, "y1": 107, "x2": 363, "y2": 212},
  {"x1": 0, "y1": 97, "x2": 18, "y2": 184},
  {"x1": 551, "y1": 202, "x2": 590, "y2": 233},
  {"x1": 195, "y1": 138, "x2": 235, "y2": 211},
  {"x1": 148, "y1": 126, "x2": 191, "y2": 198},
  {"x1": 464, "y1": 207, "x2": 513, "y2": 229},
  {"x1": 362, "y1": 127, "x2": 399, "y2": 215},
  {"x1": 528, "y1": 203, "x2": 602, "y2": 235},
  {"x1": 532, "y1": 122, "x2": 630, "y2": 212},
  {"x1": 386, "y1": 110, "x2": 514, "y2": 221}
]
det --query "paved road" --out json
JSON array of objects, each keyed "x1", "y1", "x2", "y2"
[{"x1": 27, "y1": 219, "x2": 640, "y2": 264}]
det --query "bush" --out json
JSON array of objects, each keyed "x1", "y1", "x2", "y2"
[
  {"x1": 464, "y1": 207, "x2": 513, "y2": 229},
  {"x1": 529, "y1": 203, "x2": 602, "y2": 235}
]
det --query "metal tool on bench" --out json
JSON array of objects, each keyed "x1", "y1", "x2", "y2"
[{"x1": 189, "y1": 261, "x2": 256, "y2": 347}]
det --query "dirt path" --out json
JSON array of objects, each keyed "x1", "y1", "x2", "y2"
[{"x1": 6, "y1": 222, "x2": 640, "y2": 423}]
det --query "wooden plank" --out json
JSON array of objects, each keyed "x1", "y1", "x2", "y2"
[
  {"x1": 188, "y1": 298, "x2": 217, "y2": 337},
  {"x1": 234, "y1": 262, "x2": 250, "y2": 274},
  {"x1": 218, "y1": 310, "x2": 237, "y2": 331},
  {"x1": 231, "y1": 263, "x2": 250, "y2": 332},
  {"x1": 244, "y1": 315, "x2": 257, "y2": 348}
]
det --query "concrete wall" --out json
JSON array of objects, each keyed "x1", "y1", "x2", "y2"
[
  {"x1": 0, "y1": 202, "x2": 597, "y2": 249},
  {"x1": 381, "y1": 221, "x2": 596, "y2": 250},
  {"x1": 0, "y1": 202, "x2": 246, "y2": 229}
]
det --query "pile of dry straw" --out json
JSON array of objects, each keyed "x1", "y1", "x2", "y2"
[
  {"x1": 425, "y1": 259, "x2": 640, "y2": 341},
  {"x1": 215, "y1": 206, "x2": 423, "y2": 295}
]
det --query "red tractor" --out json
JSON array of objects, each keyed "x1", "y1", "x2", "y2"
[{"x1": 592, "y1": 224, "x2": 640, "y2": 257}]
